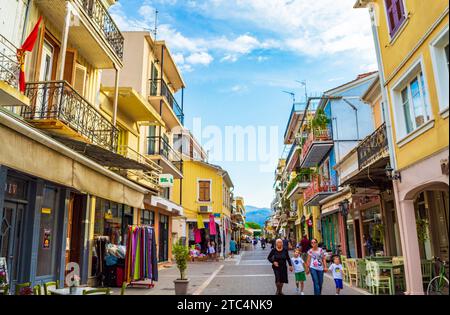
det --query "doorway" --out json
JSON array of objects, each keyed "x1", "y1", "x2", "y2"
[
  {"x1": 65, "y1": 193, "x2": 84, "y2": 271},
  {"x1": 159, "y1": 214, "x2": 169, "y2": 262},
  {"x1": 354, "y1": 219, "x2": 362, "y2": 258},
  {"x1": 0, "y1": 202, "x2": 25, "y2": 288}
]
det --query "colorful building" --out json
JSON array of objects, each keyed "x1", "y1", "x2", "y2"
[{"x1": 355, "y1": 0, "x2": 449, "y2": 294}]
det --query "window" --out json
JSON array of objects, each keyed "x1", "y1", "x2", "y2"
[
  {"x1": 392, "y1": 59, "x2": 433, "y2": 141},
  {"x1": 385, "y1": 0, "x2": 406, "y2": 37},
  {"x1": 198, "y1": 180, "x2": 211, "y2": 202},
  {"x1": 161, "y1": 187, "x2": 170, "y2": 200},
  {"x1": 430, "y1": 25, "x2": 449, "y2": 113},
  {"x1": 141, "y1": 210, "x2": 155, "y2": 226},
  {"x1": 400, "y1": 72, "x2": 431, "y2": 134}
]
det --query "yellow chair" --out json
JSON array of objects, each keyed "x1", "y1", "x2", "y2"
[
  {"x1": 43, "y1": 280, "x2": 60, "y2": 295},
  {"x1": 340, "y1": 255, "x2": 349, "y2": 283},
  {"x1": 15, "y1": 282, "x2": 32, "y2": 295},
  {"x1": 83, "y1": 288, "x2": 111, "y2": 295},
  {"x1": 33, "y1": 284, "x2": 42, "y2": 295},
  {"x1": 120, "y1": 282, "x2": 127, "y2": 295},
  {"x1": 346, "y1": 259, "x2": 359, "y2": 287},
  {"x1": 366, "y1": 261, "x2": 392, "y2": 295}
]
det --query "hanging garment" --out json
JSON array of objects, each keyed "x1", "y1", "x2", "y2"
[
  {"x1": 209, "y1": 215, "x2": 217, "y2": 235},
  {"x1": 197, "y1": 215, "x2": 205, "y2": 229},
  {"x1": 194, "y1": 228, "x2": 202, "y2": 243}
]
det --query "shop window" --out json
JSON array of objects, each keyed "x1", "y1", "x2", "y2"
[
  {"x1": 94, "y1": 198, "x2": 125, "y2": 246},
  {"x1": 141, "y1": 210, "x2": 155, "y2": 226}
]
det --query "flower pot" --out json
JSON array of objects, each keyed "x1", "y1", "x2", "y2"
[{"x1": 174, "y1": 279, "x2": 189, "y2": 295}]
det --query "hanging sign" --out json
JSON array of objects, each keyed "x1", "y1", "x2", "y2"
[
  {"x1": 43, "y1": 229, "x2": 51, "y2": 249},
  {"x1": 104, "y1": 210, "x2": 113, "y2": 220},
  {"x1": 307, "y1": 219, "x2": 313, "y2": 227},
  {"x1": 159, "y1": 174, "x2": 174, "y2": 188}
]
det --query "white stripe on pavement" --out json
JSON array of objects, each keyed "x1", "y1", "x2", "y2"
[
  {"x1": 192, "y1": 264, "x2": 224, "y2": 295},
  {"x1": 215, "y1": 274, "x2": 273, "y2": 278}
]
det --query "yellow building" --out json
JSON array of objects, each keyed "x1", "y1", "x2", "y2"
[
  {"x1": 232, "y1": 197, "x2": 246, "y2": 247},
  {"x1": 170, "y1": 130, "x2": 234, "y2": 257},
  {"x1": 356, "y1": 0, "x2": 449, "y2": 294}
]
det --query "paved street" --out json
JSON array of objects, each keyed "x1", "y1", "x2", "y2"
[{"x1": 114, "y1": 246, "x2": 369, "y2": 295}]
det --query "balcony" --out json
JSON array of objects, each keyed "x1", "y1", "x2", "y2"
[
  {"x1": 34, "y1": 0, "x2": 124, "y2": 68},
  {"x1": 146, "y1": 136, "x2": 183, "y2": 178},
  {"x1": 300, "y1": 129, "x2": 333, "y2": 168},
  {"x1": 358, "y1": 123, "x2": 389, "y2": 170},
  {"x1": 21, "y1": 81, "x2": 118, "y2": 152},
  {"x1": 117, "y1": 145, "x2": 163, "y2": 191},
  {"x1": 0, "y1": 34, "x2": 29, "y2": 107},
  {"x1": 284, "y1": 102, "x2": 307, "y2": 145},
  {"x1": 286, "y1": 143, "x2": 300, "y2": 173},
  {"x1": 148, "y1": 79, "x2": 184, "y2": 129},
  {"x1": 286, "y1": 173, "x2": 313, "y2": 200},
  {"x1": 303, "y1": 176, "x2": 337, "y2": 207}
]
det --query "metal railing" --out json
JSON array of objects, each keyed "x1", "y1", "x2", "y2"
[
  {"x1": 357, "y1": 123, "x2": 388, "y2": 170},
  {"x1": 21, "y1": 81, "x2": 118, "y2": 152},
  {"x1": 301, "y1": 128, "x2": 332, "y2": 161},
  {"x1": 0, "y1": 34, "x2": 20, "y2": 89},
  {"x1": 304, "y1": 176, "x2": 337, "y2": 203},
  {"x1": 117, "y1": 145, "x2": 163, "y2": 172},
  {"x1": 75, "y1": 0, "x2": 124, "y2": 60},
  {"x1": 149, "y1": 78, "x2": 184, "y2": 124},
  {"x1": 146, "y1": 136, "x2": 183, "y2": 173},
  {"x1": 126, "y1": 169, "x2": 160, "y2": 190}
]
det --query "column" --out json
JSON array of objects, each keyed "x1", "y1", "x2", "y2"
[
  {"x1": 87, "y1": 196, "x2": 96, "y2": 286},
  {"x1": 398, "y1": 199, "x2": 424, "y2": 295},
  {"x1": 112, "y1": 67, "x2": 120, "y2": 127}
]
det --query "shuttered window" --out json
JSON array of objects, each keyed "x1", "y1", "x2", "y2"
[
  {"x1": 385, "y1": 0, "x2": 406, "y2": 37},
  {"x1": 198, "y1": 181, "x2": 211, "y2": 202}
]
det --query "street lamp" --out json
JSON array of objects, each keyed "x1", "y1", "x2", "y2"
[{"x1": 385, "y1": 164, "x2": 402, "y2": 182}]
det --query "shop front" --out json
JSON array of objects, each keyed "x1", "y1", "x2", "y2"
[{"x1": 187, "y1": 215, "x2": 222, "y2": 257}]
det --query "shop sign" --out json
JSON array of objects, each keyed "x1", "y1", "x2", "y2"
[
  {"x1": 104, "y1": 210, "x2": 113, "y2": 220},
  {"x1": 214, "y1": 213, "x2": 221, "y2": 218},
  {"x1": 4, "y1": 177, "x2": 27, "y2": 200},
  {"x1": 43, "y1": 229, "x2": 51, "y2": 249},
  {"x1": 41, "y1": 208, "x2": 52, "y2": 214},
  {"x1": 159, "y1": 174, "x2": 174, "y2": 188}
]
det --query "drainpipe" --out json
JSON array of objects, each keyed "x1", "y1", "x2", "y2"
[{"x1": 57, "y1": 1, "x2": 71, "y2": 81}]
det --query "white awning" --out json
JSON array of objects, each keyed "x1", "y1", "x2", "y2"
[{"x1": 150, "y1": 196, "x2": 183, "y2": 216}]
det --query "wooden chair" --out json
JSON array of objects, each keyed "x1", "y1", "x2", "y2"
[
  {"x1": 392, "y1": 257, "x2": 405, "y2": 291},
  {"x1": 33, "y1": 284, "x2": 42, "y2": 296},
  {"x1": 43, "y1": 280, "x2": 60, "y2": 295},
  {"x1": 83, "y1": 288, "x2": 111, "y2": 295},
  {"x1": 421, "y1": 259, "x2": 434, "y2": 288},
  {"x1": 346, "y1": 259, "x2": 359, "y2": 287},
  {"x1": 15, "y1": 282, "x2": 32, "y2": 295},
  {"x1": 0, "y1": 285, "x2": 9, "y2": 295},
  {"x1": 356, "y1": 259, "x2": 367, "y2": 289},
  {"x1": 120, "y1": 282, "x2": 127, "y2": 295},
  {"x1": 340, "y1": 255, "x2": 349, "y2": 283},
  {"x1": 366, "y1": 261, "x2": 392, "y2": 295}
]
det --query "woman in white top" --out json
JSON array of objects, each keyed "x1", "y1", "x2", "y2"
[{"x1": 305, "y1": 238, "x2": 328, "y2": 295}]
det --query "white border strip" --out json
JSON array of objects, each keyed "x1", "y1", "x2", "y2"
[{"x1": 192, "y1": 265, "x2": 224, "y2": 295}]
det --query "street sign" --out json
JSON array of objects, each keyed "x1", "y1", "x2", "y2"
[{"x1": 159, "y1": 174, "x2": 174, "y2": 187}]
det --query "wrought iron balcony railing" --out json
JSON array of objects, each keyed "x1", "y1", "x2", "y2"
[
  {"x1": 21, "y1": 81, "x2": 118, "y2": 152},
  {"x1": 301, "y1": 128, "x2": 332, "y2": 161},
  {"x1": 149, "y1": 78, "x2": 184, "y2": 124},
  {"x1": 357, "y1": 123, "x2": 388, "y2": 170},
  {"x1": 303, "y1": 176, "x2": 337, "y2": 203},
  {"x1": 0, "y1": 34, "x2": 20, "y2": 89},
  {"x1": 117, "y1": 145, "x2": 163, "y2": 177},
  {"x1": 75, "y1": 0, "x2": 124, "y2": 61},
  {"x1": 147, "y1": 135, "x2": 183, "y2": 173}
]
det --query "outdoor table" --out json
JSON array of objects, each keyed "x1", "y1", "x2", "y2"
[
  {"x1": 48, "y1": 287, "x2": 97, "y2": 295},
  {"x1": 377, "y1": 262, "x2": 404, "y2": 295}
]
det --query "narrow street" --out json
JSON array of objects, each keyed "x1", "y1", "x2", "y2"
[{"x1": 113, "y1": 245, "x2": 368, "y2": 296}]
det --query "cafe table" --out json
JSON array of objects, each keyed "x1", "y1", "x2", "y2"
[
  {"x1": 377, "y1": 262, "x2": 404, "y2": 295},
  {"x1": 48, "y1": 287, "x2": 98, "y2": 295}
]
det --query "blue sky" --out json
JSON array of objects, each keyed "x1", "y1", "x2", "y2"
[{"x1": 110, "y1": 0, "x2": 377, "y2": 208}]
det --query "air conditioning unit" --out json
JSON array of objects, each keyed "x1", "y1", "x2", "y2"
[{"x1": 199, "y1": 205, "x2": 213, "y2": 213}]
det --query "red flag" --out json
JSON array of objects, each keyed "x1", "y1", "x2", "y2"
[{"x1": 17, "y1": 16, "x2": 42, "y2": 92}]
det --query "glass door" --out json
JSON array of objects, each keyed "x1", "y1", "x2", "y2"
[
  {"x1": 0, "y1": 202, "x2": 25, "y2": 288},
  {"x1": 36, "y1": 40, "x2": 54, "y2": 118},
  {"x1": 159, "y1": 214, "x2": 169, "y2": 262}
]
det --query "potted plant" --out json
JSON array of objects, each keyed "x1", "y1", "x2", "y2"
[{"x1": 173, "y1": 239, "x2": 190, "y2": 295}]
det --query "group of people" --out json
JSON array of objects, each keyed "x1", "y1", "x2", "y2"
[{"x1": 267, "y1": 236, "x2": 344, "y2": 295}]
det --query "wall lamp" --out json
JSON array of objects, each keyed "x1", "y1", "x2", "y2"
[{"x1": 385, "y1": 164, "x2": 402, "y2": 182}]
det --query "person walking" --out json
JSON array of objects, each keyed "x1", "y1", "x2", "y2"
[
  {"x1": 230, "y1": 238, "x2": 237, "y2": 258},
  {"x1": 305, "y1": 238, "x2": 328, "y2": 295},
  {"x1": 300, "y1": 235, "x2": 311, "y2": 261},
  {"x1": 292, "y1": 248, "x2": 306, "y2": 295},
  {"x1": 328, "y1": 255, "x2": 345, "y2": 295},
  {"x1": 268, "y1": 239, "x2": 293, "y2": 295},
  {"x1": 282, "y1": 237, "x2": 289, "y2": 250}
]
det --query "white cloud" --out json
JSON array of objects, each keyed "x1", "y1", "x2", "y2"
[{"x1": 185, "y1": 52, "x2": 214, "y2": 66}]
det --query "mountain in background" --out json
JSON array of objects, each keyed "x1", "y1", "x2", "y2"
[{"x1": 245, "y1": 206, "x2": 272, "y2": 227}]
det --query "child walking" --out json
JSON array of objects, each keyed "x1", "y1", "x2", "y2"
[
  {"x1": 292, "y1": 248, "x2": 306, "y2": 295},
  {"x1": 329, "y1": 256, "x2": 344, "y2": 295},
  {"x1": 207, "y1": 241, "x2": 216, "y2": 261}
]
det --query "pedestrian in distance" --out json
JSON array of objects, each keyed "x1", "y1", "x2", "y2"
[
  {"x1": 230, "y1": 238, "x2": 237, "y2": 258},
  {"x1": 305, "y1": 238, "x2": 328, "y2": 296},
  {"x1": 207, "y1": 241, "x2": 217, "y2": 261},
  {"x1": 292, "y1": 248, "x2": 306, "y2": 295},
  {"x1": 328, "y1": 255, "x2": 345, "y2": 295},
  {"x1": 300, "y1": 235, "x2": 311, "y2": 262},
  {"x1": 282, "y1": 237, "x2": 289, "y2": 250},
  {"x1": 268, "y1": 239, "x2": 294, "y2": 295}
]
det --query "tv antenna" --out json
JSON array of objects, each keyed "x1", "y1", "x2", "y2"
[
  {"x1": 295, "y1": 80, "x2": 308, "y2": 102},
  {"x1": 154, "y1": 9, "x2": 159, "y2": 40},
  {"x1": 282, "y1": 91, "x2": 296, "y2": 104}
]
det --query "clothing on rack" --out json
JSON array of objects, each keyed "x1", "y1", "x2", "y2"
[{"x1": 124, "y1": 226, "x2": 158, "y2": 283}]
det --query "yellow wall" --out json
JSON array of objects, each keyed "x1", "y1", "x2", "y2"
[
  {"x1": 173, "y1": 160, "x2": 232, "y2": 221},
  {"x1": 374, "y1": 0, "x2": 449, "y2": 170},
  {"x1": 372, "y1": 97, "x2": 384, "y2": 129}
]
